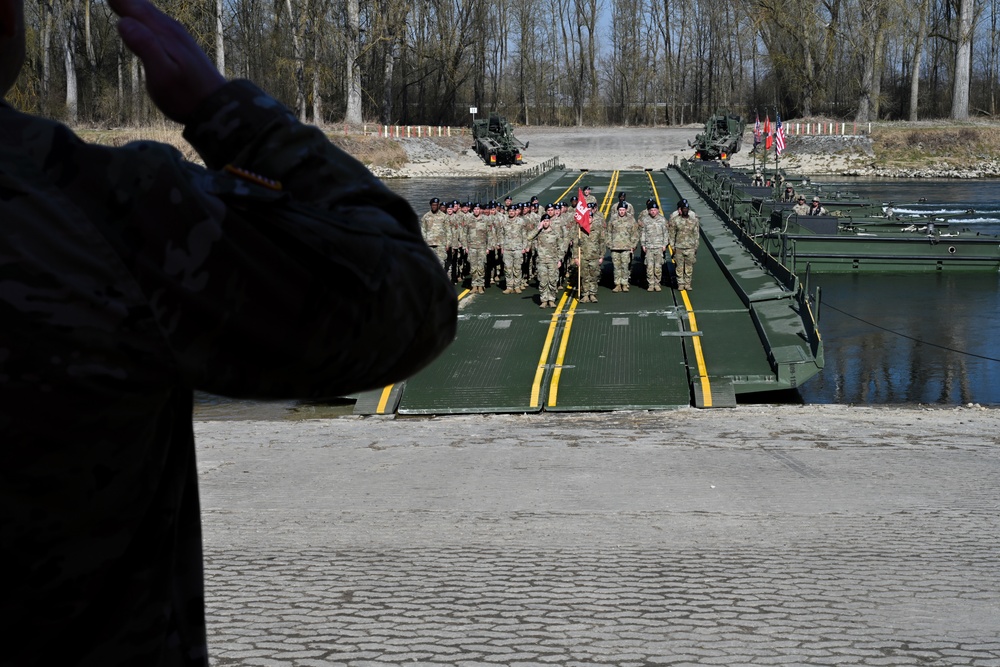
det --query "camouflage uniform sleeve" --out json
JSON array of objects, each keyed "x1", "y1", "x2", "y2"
[{"x1": 107, "y1": 81, "x2": 455, "y2": 397}]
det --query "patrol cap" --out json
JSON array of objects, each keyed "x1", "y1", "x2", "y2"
[
  {"x1": 677, "y1": 198, "x2": 689, "y2": 209},
  {"x1": 430, "y1": 197, "x2": 440, "y2": 204}
]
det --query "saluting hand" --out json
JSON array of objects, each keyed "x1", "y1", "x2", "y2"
[{"x1": 109, "y1": 0, "x2": 226, "y2": 124}]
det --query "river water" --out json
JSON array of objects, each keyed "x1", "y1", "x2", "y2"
[{"x1": 194, "y1": 175, "x2": 1000, "y2": 417}]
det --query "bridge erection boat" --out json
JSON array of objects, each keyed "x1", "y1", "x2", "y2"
[
  {"x1": 354, "y1": 164, "x2": 824, "y2": 415},
  {"x1": 680, "y1": 160, "x2": 1000, "y2": 273}
]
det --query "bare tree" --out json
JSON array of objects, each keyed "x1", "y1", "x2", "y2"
[
  {"x1": 345, "y1": 0, "x2": 363, "y2": 123},
  {"x1": 950, "y1": 0, "x2": 973, "y2": 119},
  {"x1": 907, "y1": 0, "x2": 929, "y2": 120}
]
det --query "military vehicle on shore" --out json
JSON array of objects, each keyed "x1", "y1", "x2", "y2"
[
  {"x1": 689, "y1": 111, "x2": 745, "y2": 161},
  {"x1": 472, "y1": 113, "x2": 528, "y2": 166}
]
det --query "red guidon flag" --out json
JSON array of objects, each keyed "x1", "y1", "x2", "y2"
[
  {"x1": 763, "y1": 115, "x2": 773, "y2": 150},
  {"x1": 574, "y1": 187, "x2": 591, "y2": 234}
]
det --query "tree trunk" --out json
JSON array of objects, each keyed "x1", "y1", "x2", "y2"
[
  {"x1": 345, "y1": 0, "x2": 363, "y2": 123},
  {"x1": 61, "y1": 0, "x2": 79, "y2": 124},
  {"x1": 216, "y1": 0, "x2": 226, "y2": 76},
  {"x1": 908, "y1": 0, "x2": 929, "y2": 120},
  {"x1": 951, "y1": 0, "x2": 972, "y2": 120}
]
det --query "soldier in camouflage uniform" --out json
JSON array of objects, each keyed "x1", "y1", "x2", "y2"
[
  {"x1": 530, "y1": 214, "x2": 566, "y2": 307},
  {"x1": 639, "y1": 200, "x2": 668, "y2": 291},
  {"x1": 501, "y1": 204, "x2": 528, "y2": 293},
  {"x1": 465, "y1": 203, "x2": 491, "y2": 293},
  {"x1": 583, "y1": 184, "x2": 597, "y2": 205},
  {"x1": 668, "y1": 198, "x2": 701, "y2": 291},
  {"x1": 792, "y1": 195, "x2": 809, "y2": 215},
  {"x1": 576, "y1": 202, "x2": 607, "y2": 302},
  {"x1": 420, "y1": 197, "x2": 449, "y2": 268},
  {"x1": 0, "y1": 1, "x2": 456, "y2": 665},
  {"x1": 608, "y1": 202, "x2": 639, "y2": 292}
]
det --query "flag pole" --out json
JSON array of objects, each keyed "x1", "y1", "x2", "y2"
[{"x1": 577, "y1": 227, "x2": 582, "y2": 300}]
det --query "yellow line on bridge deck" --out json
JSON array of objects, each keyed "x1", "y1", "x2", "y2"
[{"x1": 647, "y1": 170, "x2": 713, "y2": 408}]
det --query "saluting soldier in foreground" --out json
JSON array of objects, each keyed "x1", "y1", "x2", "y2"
[
  {"x1": 0, "y1": 0, "x2": 456, "y2": 663},
  {"x1": 668, "y1": 198, "x2": 701, "y2": 291}
]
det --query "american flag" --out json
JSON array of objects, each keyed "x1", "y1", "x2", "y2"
[
  {"x1": 753, "y1": 114, "x2": 761, "y2": 147},
  {"x1": 775, "y1": 114, "x2": 786, "y2": 155}
]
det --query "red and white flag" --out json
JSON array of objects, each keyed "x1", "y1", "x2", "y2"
[
  {"x1": 574, "y1": 187, "x2": 591, "y2": 234},
  {"x1": 763, "y1": 115, "x2": 773, "y2": 150}
]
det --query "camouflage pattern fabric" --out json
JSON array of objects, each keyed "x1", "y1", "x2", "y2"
[{"x1": 0, "y1": 80, "x2": 456, "y2": 666}]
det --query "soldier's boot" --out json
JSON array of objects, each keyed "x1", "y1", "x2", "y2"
[
  {"x1": 503, "y1": 288, "x2": 513, "y2": 294},
  {"x1": 591, "y1": 294, "x2": 598, "y2": 303},
  {"x1": 654, "y1": 284, "x2": 662, "y2": 291},
  {"x1": 623, "y1": 284, "x2": 630, "y2": 292},
  {"x1": 647, "y1": 286, "x2": 655, "y2": 292},
  {"x1": 612, "y1": 285, "x2": 621, "y2": 293}
]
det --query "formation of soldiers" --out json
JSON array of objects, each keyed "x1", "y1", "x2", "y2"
[{"x1": 420, "y1": 186, "x2": 702, "y2": 307}]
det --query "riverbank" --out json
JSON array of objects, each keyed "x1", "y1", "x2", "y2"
[
  {"x1": 77, "y1": 119, "x2": 1000, "y2": 179},
  {"x1": 342, "y1": 121, "x2": 1000, "y2": 180}
]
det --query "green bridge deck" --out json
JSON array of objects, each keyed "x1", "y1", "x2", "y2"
[{"x1": 355, "y1": 167, "x2": 822, "y2": 415}]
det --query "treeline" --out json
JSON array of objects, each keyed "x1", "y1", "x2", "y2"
[{"x1": 9, "y1": 0, "x2": 996, "y2": 127}]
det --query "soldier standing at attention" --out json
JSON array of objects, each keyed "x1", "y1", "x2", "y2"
[
  {"x1": 668, "y1": 198, "x2": 701, "y2": 291},
  {"x1": 608, "y1": 202, "x2": 638, "y2": 292},
  {"x1": 639, "y1": 200, "x2": 668, "y2": 291},
  {"x1": 420, "y1": 197, "x2": 449, "y2": 268},
  {"x1": 792, "y1": 195, "x2": 809, "y2": 216},
  {"x1": 0, "y1": 0, "x2": 456, "y2": 663},
  {"x1": 465, "y1": 203, "x2": 490, "y2": 293},
  {"x1": 576, "y1": 202, "x2": 607, "y2": 303},
  {"x1": 780, "y1": 184, "x2": 796, "y2": 202},
  {"x1": 501, "y1": 204, "x2": 527, "y2": 294},
  {"x1": 530, "y1": 214, "x2": 565, "y2": 308},
  {"x1": 583, "y1": 184, "x2": 597, "y2": 205}
]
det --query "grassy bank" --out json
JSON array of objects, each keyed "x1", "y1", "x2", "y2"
[{"x1": 870, "y1": 123, "x2": 1000, "y2": 170}]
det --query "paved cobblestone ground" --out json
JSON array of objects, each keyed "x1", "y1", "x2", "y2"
[{"x1": 197, "y1": 406, "x2": 1000, "y2": 666}]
